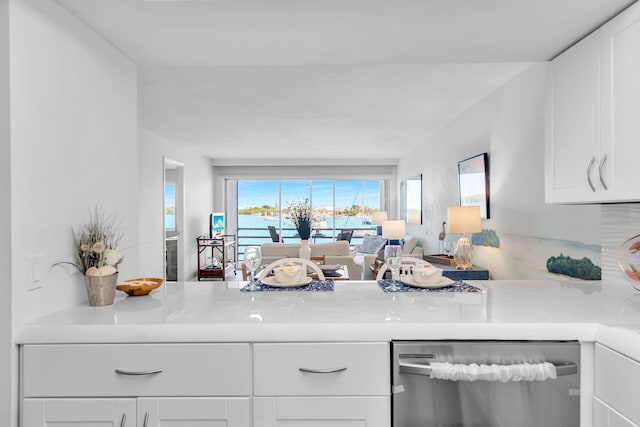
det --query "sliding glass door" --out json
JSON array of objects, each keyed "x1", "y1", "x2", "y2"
[{"x1": 236, "y1": 179, "x2": 385, "y2": 259}]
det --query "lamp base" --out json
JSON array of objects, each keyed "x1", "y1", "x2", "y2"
[{"x1": 453, "y1": 235, "x2": 474, "y2": 270}]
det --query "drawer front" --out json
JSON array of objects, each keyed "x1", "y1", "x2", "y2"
[
  {"x1": 253, "y1": 342, "x2": 389, "y2": 396},
  {"x1": 595, "y1": 344, "x2": 640, "y2": 424},
  {"x1": 22, "y1": 343, "x2": 250, "y2": 397}
]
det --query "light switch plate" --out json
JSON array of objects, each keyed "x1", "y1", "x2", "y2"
[{"x1": 27, "y1": 254, "x2": 45, "y2": 291}]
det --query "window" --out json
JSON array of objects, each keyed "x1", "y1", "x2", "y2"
[
  {"x1": 165, "y1": 183, "x2": 176, "y2": 231},
  {"x1": 236, "y1": 179, "x2": 385, "y2": 257}
]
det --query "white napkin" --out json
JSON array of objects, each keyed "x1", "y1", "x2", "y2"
[{"x1": 429, "y1": 361, "x2": 557, "y2": 382}]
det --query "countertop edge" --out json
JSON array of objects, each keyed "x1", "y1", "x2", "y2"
[{"x1": 16, "y1": 322, "x2": 600, "y2": 345}]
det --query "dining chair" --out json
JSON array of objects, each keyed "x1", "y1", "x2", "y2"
[
  {"x1": 267, "y1": 225, "x2": 283, "y2": 243},
  {"x1": 337, "y1": 229, "x2": 353, "y2": 243}
]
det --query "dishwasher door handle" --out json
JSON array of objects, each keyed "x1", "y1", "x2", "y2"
[{"x1": 399, "y1": 360, "x2": 577, "y2": 378}]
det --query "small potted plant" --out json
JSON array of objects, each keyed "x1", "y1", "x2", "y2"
[
  {"x1": 288, "y1": 199, "x2": 313, "y2": 259},
  {"x1": 65, "y1": 208, "x2": 125, "y2": 306}
]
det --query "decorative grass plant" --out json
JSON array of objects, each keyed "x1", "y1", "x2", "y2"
[{"x1": 288, "y1": 199, "x2": 313, "y2": 240}]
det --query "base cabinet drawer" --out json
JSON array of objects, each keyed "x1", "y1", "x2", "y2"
[
  {"x1": 595, "y1": 344, "x2": 640, "y2": 425},
  {"x1": 22, "y1": 343, "x2": 251, "y2": 397},
  {"x1": 253, "y1": 342, "x2": 389, "y2": 396},
  {"x1": 23, "y1": 397, "x2": 250, "y2": 427},
  {"x1": 254, "y1": 396, "x2": 389, "y2": 427}
]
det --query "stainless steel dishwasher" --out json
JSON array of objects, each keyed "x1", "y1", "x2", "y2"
[{"x1": 392, "y1": 341, "x2": 580, "y2": 427}]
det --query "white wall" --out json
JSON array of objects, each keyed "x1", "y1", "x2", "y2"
[
  {"x1": 0, "y1": 0, "x2": 13, "y2": 425},
  {"x1": 398, "y1": 63, "x2": 602, "y2": 279},
  {"x1": 10, "y1": 0, "x2": 139, "y2": 324},
  {"x1": 138, "y1": 128, "x2": 214, "y2": 280}
]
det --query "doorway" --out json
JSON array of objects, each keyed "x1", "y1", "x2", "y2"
[{"x1": 164, "y1": 158, "x2": 184, "y2": 282}]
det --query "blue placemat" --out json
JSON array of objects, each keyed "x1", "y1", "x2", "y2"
[
  {"x1": 241, "y1": 280, "x2": 334, "y2": 292},
  {"x1": 377, "y1": 279, "x2": 482, "y2": 293}
]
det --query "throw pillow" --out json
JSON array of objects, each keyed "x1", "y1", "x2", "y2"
[
  {"x1": 359, "y1": 234, "x2": 387, "y2": 254},
  {"x1": 401, "y1": 236, "x2": 418, "y2": 254}
]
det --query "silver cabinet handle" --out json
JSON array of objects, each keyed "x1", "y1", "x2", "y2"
[
  {"x1": 599, "y1": 153, "x2": 608, "y2": 190},
  {"x1": 586, "y1": 156, "x2": 596, "y2": 192},
  {"x1": 299, "y1": 367, "x2": 348, "y2": 374},
  {"x1": 114, "y1": 368, "x2": 163, "y2": 376},
  {"x1": 143, "y1": 412, "x2": 149, "y2": 427},
  {"x1": 120, "y1": 413, "x2": 126, "y2": 427}
]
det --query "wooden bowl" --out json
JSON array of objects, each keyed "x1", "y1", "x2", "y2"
[{"x1": 116, "y1": 278, "x2": 163, "y2": 296}]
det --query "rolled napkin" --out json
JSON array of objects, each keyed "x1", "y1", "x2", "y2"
[{"x1": 429, "y1": 362, "x2": 557, "y2": 382}]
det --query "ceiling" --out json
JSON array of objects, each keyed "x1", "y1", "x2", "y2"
[{"x1": 56, "y1": 0, "x2": 635, "y2": 163}]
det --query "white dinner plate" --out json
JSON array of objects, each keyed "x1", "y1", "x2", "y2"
[
  {"x1": 401, "y1": 276, "x2": 454, "y2": 289},
  {"x1": 261, "y1": 276, "x2": 313, "y2": 288}
]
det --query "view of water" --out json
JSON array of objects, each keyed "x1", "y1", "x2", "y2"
[
  {"x1": 165, "y1": 215, "x2": 175, "y2": 230},
  {"x1": 237, "y1": 214, "x2": 376, "y2": 251}
]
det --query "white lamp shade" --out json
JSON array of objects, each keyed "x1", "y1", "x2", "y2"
[
  {"x1": 371, "y1": 211, "x2": 388, "y2": 225},
  {"x1": 382, "y1": 220, "x2": 406, "y2": 239},
  {"x1": 447, "y1": 206, "x2": 482, "y2": 234}
]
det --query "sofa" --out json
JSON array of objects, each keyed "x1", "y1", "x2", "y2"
[
  {"x1": 260, "y1": 241, "x2": 362, "y2": 279},
  {"x1": 353, "y1": 234, "x2": 424, "y2": 279}
]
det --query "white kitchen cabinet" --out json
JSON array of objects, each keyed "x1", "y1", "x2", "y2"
[
  {"x1": 21, "y1": 343, "x2": 251, "y2": 427},
  {"x1": 138, "y1": 398, "x2": 250, "y2": 426},
  {"x1": 546, "y1": 29, "x2": 602, "y2": 204},
  {"x1": 253, "y1": 342, "x2": 390, "y2": 427},
  {"x1": 598, "y1": 1, "x2": 640, "y2": 202},
  {"x1": 594, "y1": 344, "x2": 640, "y2": 427},
  {"x1": 22, "y1": 398, "x2": 136, "y2": 427},
  {"x1": 254, "y1": 396, "x2": 389, "y2": 427},
  {"x1": 23, "y1": 397, "x2": 250, "y2": 427},
  {"x1": 594, "y1": 397, "x2": 639, "y2": 427},
  {"x1": 546, "y1": 1, "x2": 640, "y2": 204}
]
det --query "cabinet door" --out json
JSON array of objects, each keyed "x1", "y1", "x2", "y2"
[
  {"x1": 600, "y1": 1, "x2": 640, "y2": 202},
  {"x1": 254, "y1": 396, "x2": 389, "y2": 427},
  {"x1": 546, "y1": 29, "x2": 602, "y2": 204},
  {"x1": 595, "y1": 344, "x2": 640, "y2": 424},
  {"x1": 137, "y1": 397, "x2": 250, "y2": 427},
  {"x1": 594, "y1": 397, "x2": 640, "y2": 427},
  {"x1": 22, "y1": 398, "x2": 135, "y2": 427}
]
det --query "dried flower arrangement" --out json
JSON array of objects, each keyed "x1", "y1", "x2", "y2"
[
  {"x1": 287, "y1": 198, "x2": 313, "y2": 240},
  {"x1": 70, "y1": 207, "x2": 125, "y2": 277}
]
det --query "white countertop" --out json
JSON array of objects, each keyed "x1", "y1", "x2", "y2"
[{"x1": 17, "y1": 279, "x2": 640, "y2": 359}]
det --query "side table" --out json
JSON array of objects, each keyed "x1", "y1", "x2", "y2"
[{"x1": 439, "y1": 264, "x2": 490, "y2": 280}]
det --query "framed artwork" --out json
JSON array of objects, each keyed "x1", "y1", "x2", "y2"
[
  {"x1": 210, "y1": 212, "x2": 225, "y2": 237},
  {"x1": 401, "y1": 174, "x2": 422, "y2": 225},
  {"x1": 458, "y1": 153, "x2": 490, "y2": 219}
]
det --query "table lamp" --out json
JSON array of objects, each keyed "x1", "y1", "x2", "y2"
[
  {"x1": 372, "y1": 211, "x2": 388, "y2": 235},
  {"x1": 382, "y1": 219, "x2": 406, "y2": 245},
  {"x1": 447, "y1": 206, "x2": 482, "y2": 270}
]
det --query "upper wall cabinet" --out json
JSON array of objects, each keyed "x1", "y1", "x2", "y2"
[
  {"x1": 546, "y1": 30, "x2": 602, "y2": 203},
  {"x1": 546, "y1": 1, "x2": 640, "y2": 204}
]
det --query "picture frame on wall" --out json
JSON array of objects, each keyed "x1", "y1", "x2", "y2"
[{"x1": 458, "y1": 153, "x2": 490, "y2": 219}]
